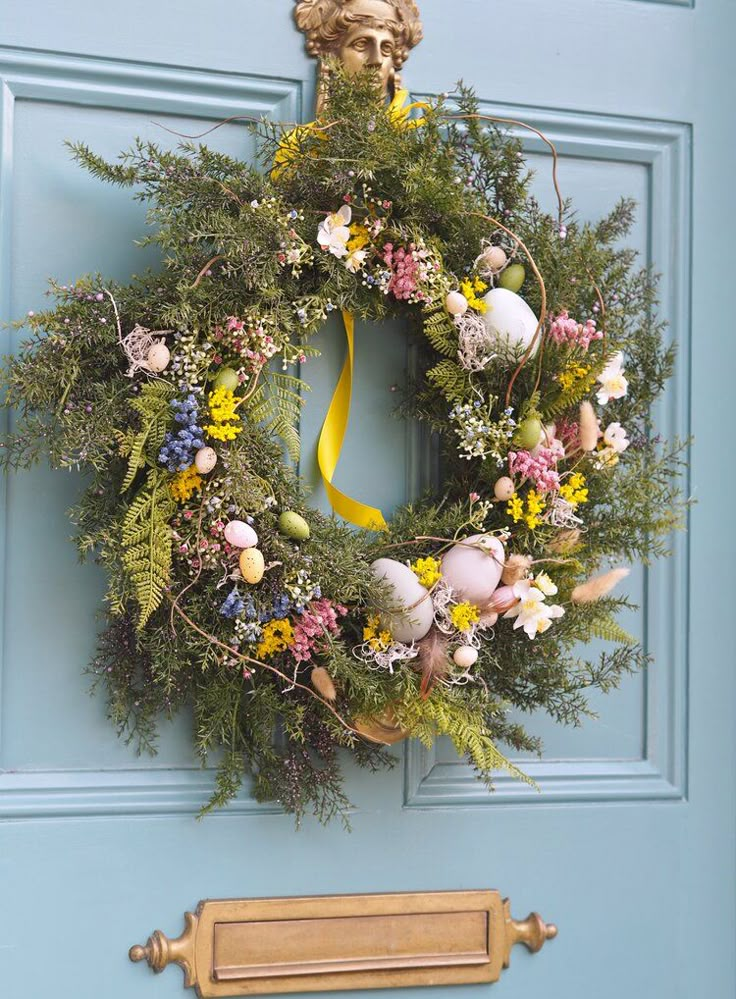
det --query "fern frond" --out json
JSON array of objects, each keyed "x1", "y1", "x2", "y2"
[
  {"x1": 398, "y1": 693, "x2": 537, "y2": 789},
  {"x1": 120, "y1": 381, "x2": 175, "y2": 493},
  {"x1": 426, "y1": 359, "x2": 470, "y2": 402},
  {"x1": 121, "y1": 470, "x2": 175, "y2": 629},
  {"x1": 586, "y1": 613, "x2": 638, "y2": 646},
  {"x1": 422, "y1": 303, "x2": 458, "y2": 358}
]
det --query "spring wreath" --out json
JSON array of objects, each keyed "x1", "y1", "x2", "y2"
[{"x1": 0, "y1": 71, "x2": 686, "y2": 824}]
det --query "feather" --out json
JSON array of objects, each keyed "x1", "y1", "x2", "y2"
[
  {"x1": 501, "y1": 554, "x2": 532, "y2": 585},
  {"x1": 572, "y1": 567, "x2": 630, "y2": 604},
  {"x1": 311, "y1": 667, "x2": 337, "y2": 701},
  {"x1": 579, "y1": 401, "x2": 600, "y2": 451},
  {"x1": 415, "y1": 628, "x2": 450, "y2": 699}
]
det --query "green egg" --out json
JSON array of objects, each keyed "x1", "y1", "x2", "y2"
[
  {"x1": 515, "y1": 417, "x2": 543, "y2": 450},
  {"x1": 278, "y1": 510, "x2": 310, "y2": 541},
  {"x1": 498, "y1": 263, "x2": 526, "y2": 293},
  {"x1": 214, "y1": 367, "x2": 240, "y2": 391}
]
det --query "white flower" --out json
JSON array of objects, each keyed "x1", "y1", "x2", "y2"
[
  {"x1": 345, "y1": 248, "x2": 367, "y2": 273},
  {"x1": 317, "y1": 205, "x2": 352, "y2": 259},
  {"x1": 603, "y1": 422, "x2": 629, "y2": 453},
  {"x1": 503, "y1": 580, "x2": 565, "y2": 640},
  {"x1": 534, "y1": 572, "x2": 558, "y2": 597},
  {"x1": 596, "y1": 352, "x2": 628, "y2": 405},
  {"x1": 595, "y1": 422, "x2": 630, "y2": 468}
]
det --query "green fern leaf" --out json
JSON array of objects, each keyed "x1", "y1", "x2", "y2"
[
  {"x1": 588, "y1": 613, "x2": 638, "y2": 646},
  {"x1": 121, "y1": 470, "x2": 175, "y2": 629},
  {"x1": 426, "y1": 359, "x2": 470, "y2": 402},
  {"x1": 120, "y1": 381, "x2": 175, "y2": 493},
  {"x1": 422, "y1": 303, "x2": 458, "y2": 358}
]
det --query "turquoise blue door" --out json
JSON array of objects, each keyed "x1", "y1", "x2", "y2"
[{"x1": 1, "y1": 2, "x2": 734, "y2": 997}]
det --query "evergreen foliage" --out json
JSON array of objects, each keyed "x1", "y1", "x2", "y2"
[{"x1": 0, "y1": 69, "x2": 687, "y2": 824}]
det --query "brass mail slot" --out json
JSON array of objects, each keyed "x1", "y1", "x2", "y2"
[{"x1": 130, "y1": 891, "x2": 557, "y2": 997}]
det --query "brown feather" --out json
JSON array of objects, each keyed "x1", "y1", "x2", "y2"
[{"x1": 415, "y1": 628, "x2": 450, "y2": 699}]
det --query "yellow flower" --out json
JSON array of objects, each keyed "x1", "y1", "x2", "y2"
[
  {"x1": 557, "y1": 364, "x2": 590, "y2": 392},
  {"x1": 347, "y1": 224, "x2": 371, "y2": 252},
  {"x1": 507, "y1": 494, "x2": 524, "y2": 523},
  {"x1": 205, "y1": 386, "x2": 242, "y2": 443},
  {"x1": 363, "y1": 614, "x2": 392, "y2": 651},
  {"x1": 507, "y1": 490, "x2": 546, "y2": 530},
  {"x1": 460, "y1": 276, "x2": 489, "y2": 313},
  {"x1": 525, "y1": 489, "x2": 546, "y2": 530},
  {"x1": 559, "y1": 473, "x2": 589, "y2": 507},
  {"x1": 169, "y1": 465, "x2": 202, "y2": 503},
  {"x1": 450, "y1": 602, "x2": 480, "y2": 633},
  {"x1": 256, "y1": 618, "x2": 295, "y2": 659},
  {"x1": 410, "y1": 556, "x2": 442, "y2": 588}
]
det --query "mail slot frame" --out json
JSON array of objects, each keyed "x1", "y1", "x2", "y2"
[
  {"x1": 129, "y1": 889, "x2": 557, "y2": 997},
  {"x1": 196, "y1": 891, "x2": 501, "y2": 996}
]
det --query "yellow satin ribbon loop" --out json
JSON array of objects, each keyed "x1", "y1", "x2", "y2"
[
  {"x1": 387, "y1": 88, "x2": 430, "y2": 129},
  {"x1": 317, "y1": 311, "x2": 388, "y2": 532}
]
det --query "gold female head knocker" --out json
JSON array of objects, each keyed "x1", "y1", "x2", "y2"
[{"x1": 294, "y1": 0, "x2": 423, "y2": 110}]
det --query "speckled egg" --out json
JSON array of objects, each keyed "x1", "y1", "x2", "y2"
[
  {"x1": 440, "y1": 534, "x2": 505, "y2": 605},
  {"x1": 239, "y1": 548, "x2": 265, "y2": 584},
  {"x1": 146, "y1": 342, "x2": 171, "y2": 373},
  {"x1": 370, "y1": 558, "x2": 434, "y2": 644},
  {"x1": 494, "y1": 476, "x2": 516, "y2": 502},
  {"x1": 278, "y1": 511, "x2": 310, "y2": 541},
  {"x1": 224, "y1": 520, "x2": 258, "y2": 549},
  {"x1": 194, "y1": 447, "x2": 217, "y2": 474}
]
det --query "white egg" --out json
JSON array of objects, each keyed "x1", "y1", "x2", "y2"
[
  {"x1": 446, "y1": 291, "x2": 469, "y2": 316},
  {"x1": 482, "y1": 287, "x2": 540, "y2": 354},
  {"x1": 482, "y1": 246, "x2": 508, "y2": 272},
  {"x1": 441, "y1": 534, "x2": 505, "y2": 605},
  {"x1": 453, "y1": 645, "x2": 479, "y2": 669},
  {"x1": 194, "y1": 446, "x2": 217, "y2": 474},
  {"x1": 224, "y1": 520, "x2": 258, "y2": 549},
  {"x1": 146, "y1": 342, "x2": 171, "y2": 372},
  {"x1": 370, "y1": 558, "x2": 434, "y2": 644}
]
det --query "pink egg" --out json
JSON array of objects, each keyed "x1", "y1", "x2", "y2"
[
  {"x1": 489, "y1": 585, "x2": 518, "y2": 614},
  {"x1": 224, "y1": 520, "x2": 258, "y2": 549},
  {"x1": 440, "y1": 534, "x2": 505, "y2": 605}
]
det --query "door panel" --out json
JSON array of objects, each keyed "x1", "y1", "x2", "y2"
[{"x1": 1, "y1": 2, "x2": 734, "y2": 999}]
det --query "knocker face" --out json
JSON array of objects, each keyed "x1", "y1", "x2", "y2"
[{"x1": 337, "y1": 0, "x2": 399, "y2": 95}]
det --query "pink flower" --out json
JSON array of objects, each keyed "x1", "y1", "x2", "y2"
[
  {"x1": 508, "y1": 447, "x2": 562, "y2": 493},
  {"x1": 549, "y1": 311, "x2": 602, "y2": 350},
  {"x1": 290, "y1": 599, "x2": 348, "y2": 664}
]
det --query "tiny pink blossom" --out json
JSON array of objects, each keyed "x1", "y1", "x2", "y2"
[{"x1": 549, "y1": 311, "x2": 602, "y2": 350}]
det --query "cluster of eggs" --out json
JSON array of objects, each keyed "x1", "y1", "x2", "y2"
[
  {"x1": 370, "y1": 533, "x2": 510, "y2": 669},
  {"x1": 222, "y1": 511, "x2": 310, "y2": 585},
  {"x1": 445, "y1": 251, "x2": 540, "y2": 357}
]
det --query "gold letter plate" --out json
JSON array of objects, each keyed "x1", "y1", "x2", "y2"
[{"x1": 130, "y1": 890, "x2": 557, "y2": 996}]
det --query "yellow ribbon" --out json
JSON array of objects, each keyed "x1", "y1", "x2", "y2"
[
  {"x1": 317, "y1": 311, "x2": 388, "y2": 531},
  {"x1": 387, "y1": 88, "x2": 429, "y2": 129},
  {"x1": 277, "y1": 91, "x2": 429, "y2": 529}
]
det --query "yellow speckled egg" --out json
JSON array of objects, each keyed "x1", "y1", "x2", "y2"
[{"x1": 239, "y1": 548, "x2": 265, "y2": 584}]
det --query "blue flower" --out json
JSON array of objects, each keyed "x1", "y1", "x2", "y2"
[{"x1": 220, "y1": 588, "x2": 245, "y2": 619}]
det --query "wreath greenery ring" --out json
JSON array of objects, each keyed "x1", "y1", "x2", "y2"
[{"x1": 0, "y1": 72, "x2": 686, "y2": 824}]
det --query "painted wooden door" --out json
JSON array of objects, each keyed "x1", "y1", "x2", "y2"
[{"x1": 1, "y1": 2, "x2": 734, "y2": 997}]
